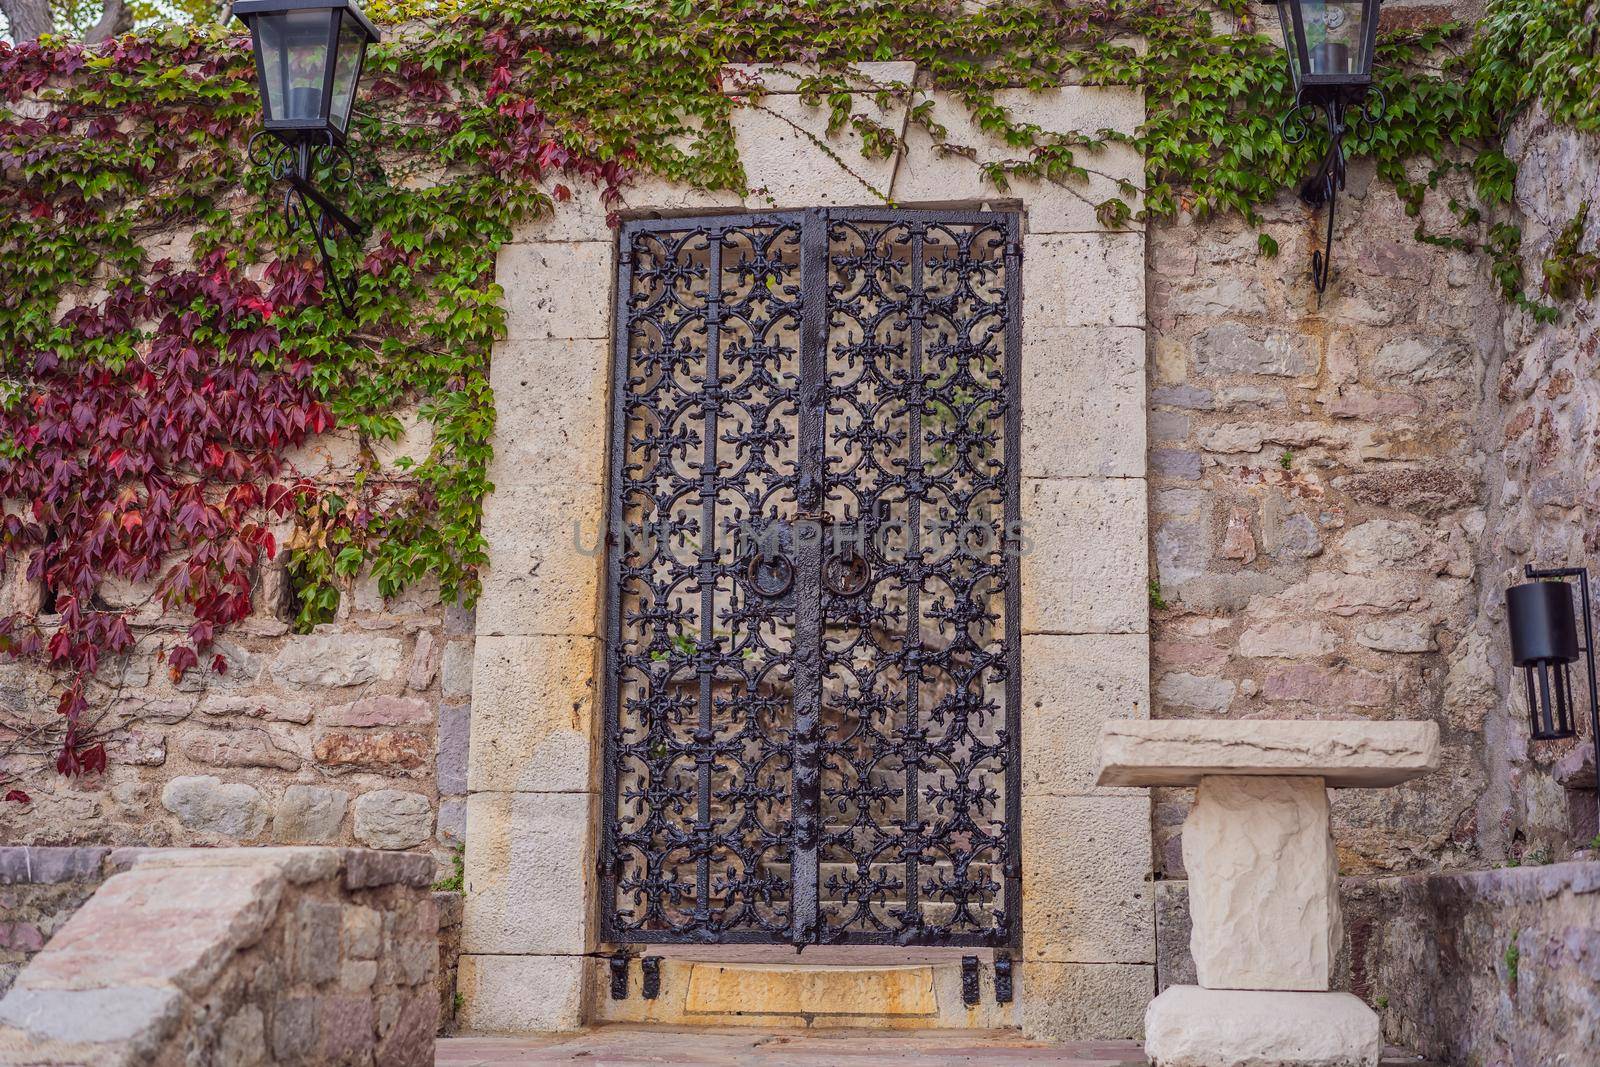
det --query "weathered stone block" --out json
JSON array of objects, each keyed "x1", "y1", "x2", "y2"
[
  {"x1": 1185, "y1": 776, "x2": 1338, "y2": 991},
  {"x1": 0, "y1": 984, "x2": 184, "y2": 1045},
  {"x1": 1020, "y1": 633, "x2": 1148, "y2": 796},
  {"x1": 1023, "y1": 232, "x2": 1145, "y2": 330},
  {"x1": 461, "y1": 791, "x2": 592, "y2": 955},
  {"x1": 270, "y1": 996, "x2": 319, "y2": 1060},
  {"x1": 683, "y1": 963, "x2": 936, "y2": 1015},
  {"x1": 488, "y1": 337, "x2": 611, "y2": 489},
  {"x1": 161, "y1": 776, "x2": 268, "y2": 840},
  {"x1": 183, "y1": 727, "x2": 301, "y2": 771},
  {"x1": 1238, "y1": 620, "x2": 1338, "y2": 658},
  {"x1": 731, "y1": 91, "x2": 906, "y2": 208},
  {"x1": 317, "y1": 994, "x2": 377, "y2": 1061},
  {"x1": 313, "y1": 730, "x2": 430, "y2": 773},
  {"x1": 1144, "y1": 985, "x2": 1380, "y2": 1067},
  {"x1": 457, "y1": 953, "x2": 584, "y2": 1033},
  {"x1": 18, "y1": 864, "x2": 283, "y2": 995},
  {"x1": 437, "y1": 703, "x2": 470, "y2": 797},
  {"x1": 1154, "y1": 879, "x2": 1197, "y2": 992},
  {"x1": 272, "y1": 785, "x2": 350, "y2": 845},
  {"x1": 467, "y1": 635, "x2": 597, "y2": 793},
  {"x1": 1022, "y1": 328, "x2": 1146, "y2": 478},
  {"x1": 477, "y1": 481, "x2": 605, "y2": 638},
  {"x1": 1019, "y1": 961, "x2": 1152, "y2": 1041},
  {"x1": 290, "y1": 899, "x2": 342, "y2": 985},
  {"x1": 496, "y1": 242, "x2": 613, "y2": 340},
  {"x1": 891, "y1": 87, "x2": 1144, "y2": 232},
  {"x1": 270, "y1": 633, "x2": 405, "y2": 689},
  {"x1": 375, "y1": 988, "x2": 436, "y2": 1066},
  {"x1": 1020, "y1": 477, "x2": 1148, "y2": 635},
  {"x1": 1021, "y1": 794, "x2": 1154, "y2": 964},
  {"x1": 342, "y1": 849, "x2": 434, "y2": 890},
  {"x1": 1094, "y1": 719, "x2": 1441, "y2": 789},
  {"x1": 0, "y1": 847, "x2": 108, "y2": 885},
  {"x1": 321, "y1": 695, "x2": 431, "y2": 728},
  {"x1": 1192, "y1": 323, "x2": 1317, "y2": 378},
  {"x1": 343, "y1": 906, "x2": 382, "y2": 960},
  {"x1": 352, "y1": 790, "x2": 434, "y2": 851}
]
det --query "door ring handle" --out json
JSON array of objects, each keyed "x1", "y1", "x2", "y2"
[{"x1": 746, "y1": 554, "x2": 794, "y2": 597}]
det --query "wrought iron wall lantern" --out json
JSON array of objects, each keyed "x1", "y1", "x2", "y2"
[
  {"x1": 233, "y1": 0, "x2": 380, "y2": 314},
  {"x1": 1267, "y1": 0, "x2": 1384, "y2": 296},
  {"x1": 1506, "y1": 566, "x2": 1600, "y2": 785}
]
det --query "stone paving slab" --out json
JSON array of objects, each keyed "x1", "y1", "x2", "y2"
[
  {"x1": 437, "y1": 1028, "x2": 1147, "y2": 1066},
  {"x1": 438, "y1": 1028, "x2": 1441, "y2": 1067}
]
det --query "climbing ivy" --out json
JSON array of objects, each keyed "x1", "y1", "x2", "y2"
[{"x1": 0, "y1": 0, "x2": 1595, "y2": 793}]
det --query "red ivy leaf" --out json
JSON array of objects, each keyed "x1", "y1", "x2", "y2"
[{"x1": 3, "y1": 790, "x2": 30, "y2": 804}]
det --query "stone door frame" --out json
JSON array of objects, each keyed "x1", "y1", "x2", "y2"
[{"x1": 459, "y1": 65, "x2": 1156, "y2": 1040}]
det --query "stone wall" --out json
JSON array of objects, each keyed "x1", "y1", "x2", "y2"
[
  {"x1": 1472, "y1": 108, "x2": 1600, "y2": 860},
  {"x1": 0, "y1": 847, "x2": 107, "y2": 999},
  {"x1": 1346, "y1": 861, "x2": 1600, "y2": 1064},
  {"x1": 0, "y1": 554, "x2": 468, "y2": 872},
  {"x1": 0, "y1": 847, "x2": 436, "y2": 1066},
  {"x1": 1145, "y1": 160, "x2": 1502, "y2": 881}
]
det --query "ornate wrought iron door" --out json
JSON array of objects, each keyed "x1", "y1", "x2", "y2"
[{"x1": 600, "y1": 208, "x2": 1022, "y2": 948}]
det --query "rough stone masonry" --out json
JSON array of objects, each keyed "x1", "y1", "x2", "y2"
[{"x1": 0, "y1": 847, "x2": 437, "y2": 1066}]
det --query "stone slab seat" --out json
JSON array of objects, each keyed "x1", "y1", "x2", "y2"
[
  {"x1": 1093, "y1": 719, "x2": 1439, "y2": 1067},
  {"x1": 1094, "y1": 718, "x2": 1440, "y2": 788}
]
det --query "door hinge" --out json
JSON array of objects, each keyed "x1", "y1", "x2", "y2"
[
  {"x1": 961, "y1": 955, "x2": 981, "y2": 1006},
  {"x1": 609, "y1": 950, "x2": 630, "y2": 999},
  {"x1": 994, "y1": 952, "x2": 1014, "y2": 1003},
  {"x1": 641, "y1": 955, "x2": 662, "y2": 999}
]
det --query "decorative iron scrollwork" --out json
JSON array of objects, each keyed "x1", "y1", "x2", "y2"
[
  {"x1": 247, "y1": 130, "x2": 368, "y2": 314},
  {"x1": 599, "y1": 209, "x2": 1022, "y2": 951}
]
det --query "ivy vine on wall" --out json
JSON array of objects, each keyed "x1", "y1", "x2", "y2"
[{"x1": 0, "y1": 0, "x2": 1595, "y2": 796}]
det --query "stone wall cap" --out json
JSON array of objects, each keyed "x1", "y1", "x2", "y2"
[
  {"x1": 108, "y1": 846, "x2": 343, "y2": 884},
  {"x1": 1094, "y1": 718, "x2": 1440, "y2": 787},
  {"x1": 0, "y1": 846, "x2": 111, "y2": 885}
]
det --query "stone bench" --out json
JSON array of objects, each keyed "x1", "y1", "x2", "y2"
[{"x1": 1095, "y1": 719, "x2": 1440, "y2": 1067}]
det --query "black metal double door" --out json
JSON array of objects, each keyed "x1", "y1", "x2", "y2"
[{"x1": 600, "y1": 208, "x2": 1022, "y2": 948}]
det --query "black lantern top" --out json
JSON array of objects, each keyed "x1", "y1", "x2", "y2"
[
  {"x1": 1270, "y1": 0, "x2": 1382, "y2": 106},
  {"x1": 235, "y1": 0, "x2": 380, "y2": 145}
]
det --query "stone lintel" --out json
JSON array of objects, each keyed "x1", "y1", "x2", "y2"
[
  {"x1": 1094, "y1": 719, "x2": 1440, "y2": 788},
  {"x1": 1145, "y1": 985, "x2": 1381, "y2": 1067}
]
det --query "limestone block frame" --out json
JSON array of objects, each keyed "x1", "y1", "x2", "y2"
[{"x1": 459, "y1": 63, "x2": 1154, "y2": 1039}]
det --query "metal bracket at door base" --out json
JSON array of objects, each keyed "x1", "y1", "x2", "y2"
[
  {"x1": 961, "y1": 956, "x2": 981, "y2": 1006},
  {"x1": 609, "y1": 951, "x2": 629, "y2": 999},
  {"x1": 994, "y1": 953, "x2": 1014, "y2": 1003},
  {"x1": 641, "y1": 956, "x2": 662, "y2": 999}
]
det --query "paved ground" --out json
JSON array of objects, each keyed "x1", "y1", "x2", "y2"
[
  {"x1": 438, "y1": 1028, "x2": 1442, "y2": 1066},
  {"x1": 436, "y1": 1028, "x2": 1148, "y2": 1065}
]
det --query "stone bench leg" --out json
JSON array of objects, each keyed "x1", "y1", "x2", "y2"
[{"x1": 1146, "y1": 775, "x2": 1380, "y2": 1067}]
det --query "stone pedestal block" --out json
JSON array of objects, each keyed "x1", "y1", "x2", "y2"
[
  {"x1": 1184, "y1": 775, "x2": 1339, "y2": 991},
  {"x1": 1145, "y1": 985, "x2": 1381, "y2": 1067}
]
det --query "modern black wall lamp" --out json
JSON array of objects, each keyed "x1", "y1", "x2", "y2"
[
  {"x1": 1506, "y1": 566, "x2": 1600, "y2": 790},
  {"x1": 234, "y1": 0, "x2": 380, "y2": 314},
  {"x1": 1267, "y1": 0, "x2": 1384, "y2": 296}
]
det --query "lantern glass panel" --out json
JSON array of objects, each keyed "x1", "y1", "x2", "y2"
[
  {"x1": 1303, "y1": 0, "x2": 1369, "y2": 76},
  {"x1": 256, "y1": 9, "x2": 335, "y2": 124},
  {"x1": 1273, "y1": 0, "x2": 1375, "y2": 91},
  {"x1": 328, "y1": 12, "x2": 368, "y2": 134}
]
